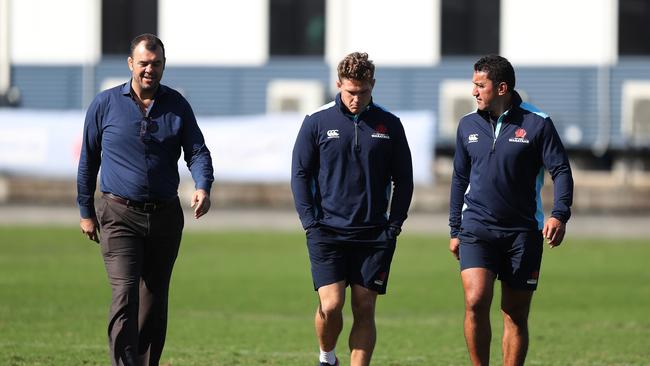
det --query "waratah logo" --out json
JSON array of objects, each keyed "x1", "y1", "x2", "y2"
[
  {"x1": 374, "y1": 124, "x2": 387, "y2": 134},
  {"x1": 371, "y1": 123, "x2": 390, "y2": 139},
  {"x1": 515, "y1": 128, "x2": 527, "y2": 138},
  {"x1": 509, "y1": 128, "x2": 529, "y2": 144}
]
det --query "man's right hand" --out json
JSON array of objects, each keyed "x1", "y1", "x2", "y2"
[
  {"x1": 449, "y1": 237, "x2": 460, "y2": 260},
  {"x1": 80, "y1": 217, "x2": 100, "y2": 243}
]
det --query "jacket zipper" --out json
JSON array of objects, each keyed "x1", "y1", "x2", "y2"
[
  {"x1": 491, "y1": 115, "x2": 505, "y2": 152},
  {"x1": 353, "y1": 115, "x2": 360, "y2": 152},
  {"x1": 491, "y1": 121, "x2": 497, "y2": 151},
  {"x1": 491, "y1": 111, "x2": 508, "y2": 152}
]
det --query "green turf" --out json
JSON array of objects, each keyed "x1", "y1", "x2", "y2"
[{"x1": 0, "y1": 226, "x2": 648, "y2": 365}]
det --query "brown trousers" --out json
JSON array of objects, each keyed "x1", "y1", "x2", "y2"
[{"x1": 96, "y1": 195, "x2": 184, "y2": 366}]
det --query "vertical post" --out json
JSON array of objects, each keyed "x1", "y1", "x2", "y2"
[
  {"x1": 0, "y1": 0, "x2": 11, "y2": 97},
  {"x1": 592, "y1": 64, "x2": 611, "y2": 157},
  {"x1": 81, "y1": 0, "x2": 101, "y2": 109},
  {"x1": 81, "y1": 62, "x2": 95, "y2": 110}
]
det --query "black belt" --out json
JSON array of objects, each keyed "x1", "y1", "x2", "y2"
[{"x1": 103, "y1": 193, "x2": 175, "y2": 212}]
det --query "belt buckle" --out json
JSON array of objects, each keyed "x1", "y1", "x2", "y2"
[{"x1": 143, "y1": 202, "x2": 156, "y2": 211}]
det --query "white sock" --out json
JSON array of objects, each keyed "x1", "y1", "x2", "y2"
[{"x1": 319, "y1": 348, "x2": 336, "y2": 365}]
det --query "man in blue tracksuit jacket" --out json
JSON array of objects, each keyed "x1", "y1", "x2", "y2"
[
  {"x1": 291, "y1": 52, "x2": 413, "y2": 366},
  {"x1": 448, "y1": 55, "x2": 573, "y2": 366}
]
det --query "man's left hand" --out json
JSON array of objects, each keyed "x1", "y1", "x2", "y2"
[
  {"x1": 190, "y1": 189, "x2": 211, "y2": 219},
  {"x1": 542, "y1": 217, "x2": 566, "y2": 248}
]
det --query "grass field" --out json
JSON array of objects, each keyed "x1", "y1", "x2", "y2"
[{"x1": 0, "y1": 226, "x2": 649, "y2": 365}]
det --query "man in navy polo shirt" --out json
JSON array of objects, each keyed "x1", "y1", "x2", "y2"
[
  {"x1": 77, "y1": 33, "x2": 213, "y2": 366},
  {"x1": 292, "y1": 52, "x2": 413, "y2": 366},
  {"x1": 449, "y1": 55, "x2": 574, "y2": 365}
]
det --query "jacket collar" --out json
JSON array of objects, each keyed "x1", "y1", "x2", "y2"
[
  {"x1": 335, "y1": 92, "x2": 373, "y2": 118},
  {"x1": 477, "y1": 90, "x2": 523, "y2": 123}
]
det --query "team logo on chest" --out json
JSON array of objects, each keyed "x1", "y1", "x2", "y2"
[
  {"x1": 371, "y1": 123, "x2": 390, "y2": 139},
  {"x1": 509, "y1": 128, "x2": 529, "y2": 144},
  {"x1": 327, "y1": 129, "x2": 340, "y2": 139}
]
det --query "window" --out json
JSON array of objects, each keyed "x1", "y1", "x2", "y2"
[
  {"x1": 270, "y1": 0, "x2": 325, "y2": 56},
  {"x1": 102, "y1": 0, "x2": 158, "y2": 55},
  {"x1": 619, "y1": 0, "x2": 650, "y2": 55},
  {"x1": 441, "y1": 0, "x2": 499, "y2": 55}
]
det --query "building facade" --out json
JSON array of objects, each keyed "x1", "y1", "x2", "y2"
[{"x1": 2, "y1": 0, "x2": 650, "y2": 154}]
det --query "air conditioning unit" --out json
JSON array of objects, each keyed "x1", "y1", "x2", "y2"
[
  {"x1": 267, "y1": 79, "x2": 325, "y2": 115},
  {"x1": 621, "y1": 80, "x2": 650, "y2": 146},
  {"x1": 438, "y1": 80, "x2": 475, "y2": 140}
]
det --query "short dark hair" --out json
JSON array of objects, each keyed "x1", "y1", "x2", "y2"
[
  {"x1": 337, "y1": 52, "x2": 375, "y2": 82},
  {"x1": 130, "y1": 33, "x2": 165, "y2": 59},
  {"x1": 474, "y1": 55, "x2": 515, "y2": 91}
]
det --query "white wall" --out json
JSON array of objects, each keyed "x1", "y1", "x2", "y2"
[
  {"x1": 159, "y1": 0, "x2": 268, "y2": 66},
  {"x1": 10, "y1": 0, "x2": 100, "y2": 65},
  {"x1": 501, "y1": 0, "x2": 617, "y2": 66},
  {"x1": 326, "y1": 0, "x2": 440, "y2": 67},
  {"x1": 5, "y1": 0, "x2": 622, "y2": 68}
]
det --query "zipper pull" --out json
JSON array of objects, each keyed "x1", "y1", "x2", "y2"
[{"x1": 354, "y1": 121, "x2": 360, "y2": 151}]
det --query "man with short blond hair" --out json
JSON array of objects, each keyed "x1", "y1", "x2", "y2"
[{"x1": 292, "y1": 52, "x2": 413, "y2": 366}]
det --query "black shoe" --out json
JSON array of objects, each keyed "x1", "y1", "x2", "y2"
[{"x1": 319, "y1": 357, "x2": 339, "y2": 366}]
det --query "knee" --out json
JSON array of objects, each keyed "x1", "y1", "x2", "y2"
[
  {"x1": 319, "y1": 297, "x2": 344, "y2": 319},
  {"x1": 110, "y1": 286, "x2": 139, "y2": 311},
  {"x1": 464, "y1": 292, "x2": 492, "y2": 316},
  {"x1": 351, "y1": 297, "x2": 375, "y2": 319},
  {"x1": 501, "y1": 305, "x2": 529, "y2": 328}
]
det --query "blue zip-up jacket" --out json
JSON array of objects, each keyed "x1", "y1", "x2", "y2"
[
  {"x1": 291, "y1": 94, "x2": 414, "y2": 239},
  {"x1": 449, "y1": 91, "x2": 573, "y2": 238}
]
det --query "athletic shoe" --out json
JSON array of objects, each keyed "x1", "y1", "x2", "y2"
[{"x1": 319, "y1": 357, "x2": 339, "y2": 366}]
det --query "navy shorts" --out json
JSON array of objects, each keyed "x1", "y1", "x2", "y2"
[
  {"x1": 306, "y1": 227, "x2": 397, "y2": 294},
  {"x1": 459, "y1": 227, "x2": 543, "y2": 291}
]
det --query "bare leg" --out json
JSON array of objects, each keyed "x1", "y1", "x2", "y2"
[
  {"x1": 348, "y1": 285, "x2": 378, "y2": 366},
  {"x1": 315, "y1": 281, "x2": 346, "y2": 354},
  {"x1": 501, "y1": 283, "x2": 533, "y2": 366},
  {"x1": 461, "y1": 268, "x2": 497, "y2": 366}
]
